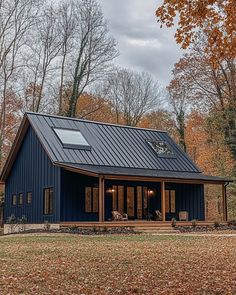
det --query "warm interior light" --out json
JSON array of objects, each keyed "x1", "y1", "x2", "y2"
[
  {"x1": 107, "y1": 188, "x2": 116, "y2": 193},
  {"x1": 148, "y1": 189, "x2": 154, "y2": 195}
]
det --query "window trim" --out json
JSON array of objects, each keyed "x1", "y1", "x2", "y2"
[
  {"x1": 146, "y1": 139, "x2": 175, "y2": 158},
  {"x1": 53, "y1": 127, "x2": 91, "y2": 150},
  {"x1": 12, "y1": 194, "x2": 17, "y2": 206},
  {"x1": 85, "y1": 186, "x2": 99, "y2": 213},
  {"x1": 18, "y1": 193, "x2": 23, "y2": 206},
  {"x1": 26, "y1": 192, "x2": 32, "y2": 205},
  {"x1": 165, "y1": 189, "x2": 176, "y2": 213},
  {"x1": 43, "y1": 187, "x2": 54, "y2": 215}
]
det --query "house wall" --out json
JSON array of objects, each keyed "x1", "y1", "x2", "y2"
[
  {"x1": 60, "y1": 170, "x2": 99, "y2": 221},
  {"x1": 166, "y1": 182, "x2": 205, "y2": 221},
  {"x1": 4, "y1": 126, "x2": 61, "y2": 223},
  {"x1": 60, "y1": 173, "x2": 205, "y2": 222}
]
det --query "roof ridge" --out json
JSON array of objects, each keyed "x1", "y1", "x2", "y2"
[{"x1": 26, "y1": 111, "x2": 168, "y2": 133}]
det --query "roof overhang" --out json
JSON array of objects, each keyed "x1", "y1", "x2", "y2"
[{"x1": 56, "y1": 162, "x2": 232, "y2": 185}]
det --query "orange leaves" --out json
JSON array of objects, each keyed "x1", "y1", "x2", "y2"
[
  {"x1": 156, "y1": 0, "x2": 236, "y2": 60},
  {"x1": 185, "y1": 111, "x2": 234, "y2": 176},
  {"x1": 75, "y1": 93, "x2": 116, "y2": 123}
]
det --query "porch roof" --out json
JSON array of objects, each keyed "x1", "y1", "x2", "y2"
[{"x1": 56, "y1": 162, "x2": 231, "y2": 184}]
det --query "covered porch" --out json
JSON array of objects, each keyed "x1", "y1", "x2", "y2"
[{"x1": 59, "y1": 166, "x2": 229, "y2": 223}]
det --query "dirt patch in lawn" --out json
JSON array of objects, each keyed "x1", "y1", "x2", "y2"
[{"x1": 0, "y1": 234, "x2": 236, "y2": 294}]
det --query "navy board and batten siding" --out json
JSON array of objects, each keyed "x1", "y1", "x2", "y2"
[
  {"x1": 1, "y1": 112, "x2": 229, "y2": 224},
  {"x1": 4, "y1": 126, "x2": 61, "y2": 223},
  {"x1": 167, "y1": 183, "x2": 205, "y2": 221},
  {"x1": 60, "y1": 170, "x2": 99, "y2": 222}
]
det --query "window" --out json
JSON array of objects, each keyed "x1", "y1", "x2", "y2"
[
  {"x1": 85, "y1": 187, "x2": 99, "y2": 213},
  {"x1": 54, "y1": 128, "x2": 91, "y2": 149},
  {"x1": 165, "y1": 190, "x2": 176, "y2": 213},
  {"x1": 127, "y1": 187, "x2": 135, "y2": 217},
  {"x1": 27, "y1": 192, "x2": 32, "y2": 204},
  {"x1": 147, "y1": 140, "x2": 174, "y2": 157},
  {"x1": 44, "y1": 188, "x2": 53, "y2": 215},
  {"x1": 12, "y1": 195, "x2": 17, "y2": 206},
  {"x1": 18, "y1": 193, "x2": 23, "y2": 205}
]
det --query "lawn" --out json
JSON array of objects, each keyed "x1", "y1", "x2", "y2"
[{"x1": 0, "y1": 234, "x2": 236, "y2": 294}]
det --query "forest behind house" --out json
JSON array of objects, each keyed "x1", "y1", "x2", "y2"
[{"x1": 0, "y1": 0, "x2": 235, "y2": 220}]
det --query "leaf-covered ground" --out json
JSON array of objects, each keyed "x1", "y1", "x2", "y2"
[{"x1": 0, "y1": 234, "x2": 236, "y2": 294}]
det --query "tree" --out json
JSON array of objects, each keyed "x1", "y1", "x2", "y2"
[
  {"x1": 0, "y1": 0, "x2": 42, "y2": 163},
  {"x1": 57, "y1": 1, "x2": 77, "y2": 115},
  {"x1": 24, "y1": 5, "x2": 62, "y2": 112},
  {"x1": 66, "y1": 0, "x2": 118, "y2": 118},
  {"x1": 168, "y1": 42, "x2": 236, "y2": 160},
  {"x1": 167, "y1": 72, "x2": 191, "y2": 152},
  {"x1": 76, "y1": 93, "x2": 115, "y2": 123},
  {"x1": 139, "y1": 110, "x2": 176, "y2": 136},
  {"x1": 156, "y1": 0, "x2": 236, "y2": 60},
  {"x1": 99, "y1": 68, "x2": 162, "y2": 126}
]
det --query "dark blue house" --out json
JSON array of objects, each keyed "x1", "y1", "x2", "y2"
[{"x1": 0, "y1": 112, "x2": 230, "y2": 225}]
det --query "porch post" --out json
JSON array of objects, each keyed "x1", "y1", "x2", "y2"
[
  {"x1": 99, "y1": 176, "x2": 105, "y2": 222},
  {"x1": 222, "y1": 183, "x2": 227, "y2": 222},
  {"x1": 161, "y1": 181, "x2": 166, "y2": 221}
]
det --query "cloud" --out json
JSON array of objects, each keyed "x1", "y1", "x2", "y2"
[{"x1": 98, "y1": 0, "x2": 183, "y2": 87}]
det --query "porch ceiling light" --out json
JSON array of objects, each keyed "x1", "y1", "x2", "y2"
[{"x1": 107, "y1": 188, "x2": 115, "y2": 193}]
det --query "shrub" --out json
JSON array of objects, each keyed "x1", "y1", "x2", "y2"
[
  {"x1": 18, "y1": 215, "x2": 27, "y2": 224},
  {"x1": 171, "y1": 218, "x2": 177, "y2": 227},
  {"x1": 227, "y1": 220, "x2": 236, "y2": 227},
  {"x1": 44, "y1": 220, "x2": 51, "y2": 231},
  {"x1": 102, "y1": 226, "x2": 108, "y2": 233},
  {"x1": 70, "y1": 225, "x2": 79, "y2": 231},
  {"x1": 92, "y1": 225, "x2": 98, "y2": 232},
  {"x1": 214, "y1": 221, "x2": 220, "y2": 228},
  {"x1": 6, "y1": 214, "x2": 16, "y2": 224},
  {"x1": 191, "y1": 219, "x2": 197, "y2": 228}
]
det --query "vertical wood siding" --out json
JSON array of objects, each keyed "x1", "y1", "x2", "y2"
[
  {"x1": 4, "y1": 126, "x2": 60, "y2": 223},
  {"x1": 60, "y1": 170, "x2": 99, "y2": 221},
  {"x1": 167, "y1": 183, "x2": 205, "y2": 221}
]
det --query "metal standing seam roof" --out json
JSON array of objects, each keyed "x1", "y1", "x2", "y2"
[
  {"x1": 27, "y1": 112, "x2": 201, "y2": 173},
  {"x1": 0, "y1": 112, "x2": 232, "y2": 183}
]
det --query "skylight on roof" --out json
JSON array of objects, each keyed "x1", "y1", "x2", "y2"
[
  {"x1": 147, "y1": 140, "x2": 174, "y2": 157},
  {"x1": 54, "y1": 128, "x2": 91, "y2": 149}
]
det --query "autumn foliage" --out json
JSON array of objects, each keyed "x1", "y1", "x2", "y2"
[
  {"x1": 1, "y1": 235, "x2": 236, "y2": 294},
  {"x1": 156, "y1": 0, "x2": 236, "y2": 60}
]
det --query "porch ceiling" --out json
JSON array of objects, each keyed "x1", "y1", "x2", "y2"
[{"x1": 56, "y1": 162, "x2": 232, "y2": 184}]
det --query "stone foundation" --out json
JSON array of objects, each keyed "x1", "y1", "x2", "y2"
[{"x1": 4, "y1": 223, "x2": 60, "y2": 234}]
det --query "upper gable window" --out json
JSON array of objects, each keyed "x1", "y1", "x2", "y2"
[
  {"x1": 53, "y1": 128, "x2": 91, "y2": 150},
  {"x1": 147, "y1": 140, "x2": 174, "y2": 157}
]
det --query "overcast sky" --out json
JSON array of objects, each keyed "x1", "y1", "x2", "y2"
[{"x1": 98, "y1": 0, "x2": 183, "y2": 87}]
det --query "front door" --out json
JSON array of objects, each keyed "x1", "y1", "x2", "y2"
[
  {"x1": 106, "y1": 184, "x2": 159, "y2": 220},
  {"x1": 126, "y1": 186, "x2": 149, "y2": 220}
]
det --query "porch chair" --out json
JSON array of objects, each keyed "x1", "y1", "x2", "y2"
[
  {"x1": 154, "y1": 210, "x2": 162, "y2": 221},
  {"x1": 179, "y1": 211, "x2": 189, "y2": 221},
  {"x1": 112, "y1": 211, "x2": 128, "y2": 221}
]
